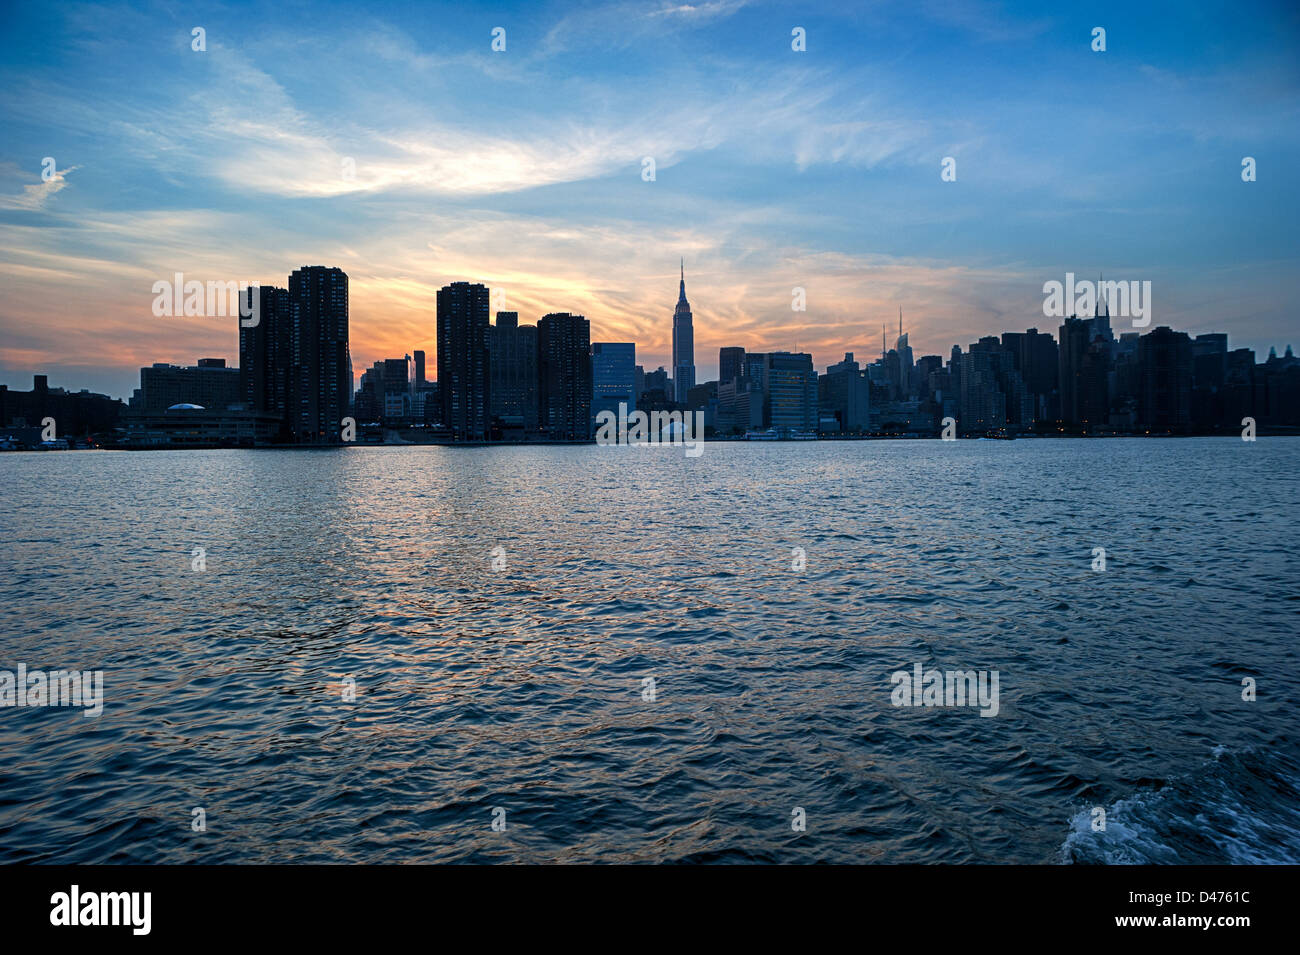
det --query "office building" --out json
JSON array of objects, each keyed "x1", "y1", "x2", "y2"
[
  {"x1": 437, "y1": 282, "x2": 492, "y2": 440},
  {"x1": 672, "y1": 261, "x2": 695, "y2": 403},
  {"x1": 288, "y1": 265, "x2": 350, "y2": 443},
  {"x1": 489, "y1": 311, "x2": 539, "y2": 436},
  {"x1": 592, "y1": 342, "x2": 636, "y2": 424},
  {"x1": 538, "y1": 312, "x2": 592, "y2": 440},
  {"x1": 130, "y1": 359, "x2": 241, "y2": 413}
]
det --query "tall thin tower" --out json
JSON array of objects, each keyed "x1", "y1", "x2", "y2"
[{"x1": 672, "y1": 259, "x2": 695, "y2": 403}]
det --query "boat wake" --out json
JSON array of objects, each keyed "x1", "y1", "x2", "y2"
[{"x1": 1061, "y1": 745, "x2": 1300, "y2": 864}]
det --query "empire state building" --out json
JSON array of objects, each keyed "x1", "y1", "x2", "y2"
[{"x1": 672, "y1": 259, "x2": 695, "y2": 403}]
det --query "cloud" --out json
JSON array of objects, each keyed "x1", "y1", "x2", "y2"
[
  {"x1": 0, "y1": 162, "x2": 78, "y2": 210},
  {"x1": 112, "y1": 36, "x2": 942, "y2": 200},
  {"x1": 541, "y1": 0, "x2": 752, "y2": 55}
]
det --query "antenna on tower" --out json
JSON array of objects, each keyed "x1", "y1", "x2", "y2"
[{"x1": 899, "y1": 306, "x2": 903, "y2": 341}]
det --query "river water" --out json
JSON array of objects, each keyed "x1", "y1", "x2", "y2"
[{"x1": 1, "y1": 438, "x2": 1296, "y2": 863}]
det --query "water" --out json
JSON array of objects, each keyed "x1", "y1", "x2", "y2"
[{"x1": 1, "y1": 438, "x2": 1297, "y2": 864}]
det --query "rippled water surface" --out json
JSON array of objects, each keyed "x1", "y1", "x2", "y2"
[{"x1": 2, "y1": 439, "x2": 1298, "y2": 863}]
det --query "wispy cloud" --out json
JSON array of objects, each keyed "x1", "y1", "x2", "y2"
[
  {"x1": 0, "y1": 162, "x2": 78, "y2": 210},
  {"x1": 541, "y1": 0, "x2": 753, "y2": 55}
]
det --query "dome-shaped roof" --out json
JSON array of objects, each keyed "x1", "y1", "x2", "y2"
[{"x1": 168, "y1": 403, "x2": 205, "y2": 410}]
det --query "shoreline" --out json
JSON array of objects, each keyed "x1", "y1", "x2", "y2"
[{"x1": 3, "y1": 431, "x2": 1298, "y2": 452}]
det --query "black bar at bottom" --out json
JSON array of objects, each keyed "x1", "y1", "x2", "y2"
[{"x1": 0, "y1": 864, "x2": 1276, "y2": 942}]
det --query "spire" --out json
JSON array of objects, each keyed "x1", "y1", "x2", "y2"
[
  {"x1": 899, "y1": 306, "x2": 903, "y2": 341},
  {"x1": 677, "y1": 258, "x2": 687, "y2": 306}
]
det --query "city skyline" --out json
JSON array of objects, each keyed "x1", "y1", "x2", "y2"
[
  {"x1": 6, "y1": 258, "x2": 1295, "y2": 447},
  {"x1": 2, "y1": 1, "x2": 1298, "y2": 399},
  {"x1": 5, "y1": 260, "x2": 1296, "y2": 407}
]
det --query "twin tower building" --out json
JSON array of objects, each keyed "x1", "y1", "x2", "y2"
[
  {"x1": 442, "y1": 264, "x2": 695, "y2": 441},
  {"x1": 238, "y1": 265, "x2": 696, "y2": 443}
]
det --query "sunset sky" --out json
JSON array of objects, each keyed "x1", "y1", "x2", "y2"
[{"x1": 1, "y1": 0, "x2": 1297, "y2": 400}]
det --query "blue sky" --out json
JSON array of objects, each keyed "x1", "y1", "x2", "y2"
[{"x1": 1, "y1": 0, "x2": 1297, "y2": 399}]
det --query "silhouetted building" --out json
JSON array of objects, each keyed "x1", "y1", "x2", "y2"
[
  {"x1": 130, "y1": 360, "x2": 240, "y2": 413},
  {"x1": 892, "y1": 310, "x2": 915, "y2": 399},
  {"x1": 538, "y1": 312, "x2": 592, "y2": 440},
  {"x1": 1110, "y1": 332, "x2": 1141, "y2": 431},
  {"x1": 437, "y1": 282, "x2": 491, "y2": 440},
  {"x1": 238, "y1": 285, "x2": 291, "y2": 438},
  {"x1": 124, "y1": 405, "x2": 283, "y2": 448},
  {"x1": 489, "y1": 311, "x2": 539, "y2": 437},
  {"x1": 414, "y1": 349, "x2": 427, "y2": 389},
  {"x1": 379, "y1": 356, "x2": 412, "y2": 421},
  {"x1": 958, "y1": 343, "x2": 1007, "y2": 432},
  {"x1": 0, "y1": 375, "x2": 124, "y2": 437},
  {"x1": 1001, "y1": 327, "x2": 1058, "y2": 424},
  {"x1": 642, "y1": 366, "x2": 670, "y2": 398},
  {"x1": 1260, "y1": 345, "x2": 1300, "y2": 427},
  {"x1": 975, "y1": 337, "x2": 1033, "y2": 429},
  {"x1": 422, "y1": 382, "x2": 443, "y2": 426},
  {"x1": 354, "y1": 361, "x2": 384, "y2": 423},
  {"x1": 719, "y1": 347, "x2": 746, "y2": 386},
  {"x1": 686, "y1": 379, "x2": 718, "y2": 431},
  {"x1": 1138, "y1": 326, "x2": 1193, "y2": 433},
  {"x1": 672, "y1": 261, "x2": 695, "y2": 402},
  {"x1": 819, "y1": 352, "x2": 871, "y2": 432},
  {"x1": 716, "y1": 377, "x2": 762, "y2": 434},
  {"x1": 1190, "y1": 334, "x2": 1228, "y2": 431},
  {"x1": 1059, "y1": 316, "x2": 1110, "y2": 431},
  {"x1": 288, "y1": 266, "x2": 350, "y2": 443}
]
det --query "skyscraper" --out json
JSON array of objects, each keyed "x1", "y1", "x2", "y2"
[
  {"x1": 1001, "y1": 327, "x2": 1058, "y2": 424},
  {"x1": 1138, "y1": 326, "x2": 1193, "y2": 433},
  {"x1": 819, "y1": 352, "x2": 871, "y2": 432},
  {"x1": 1190, "y1": 333, "x2": 1227, "y2": 431},
  {"x1": 382, "y1": 356, "x2": 412, "y2": 420},
  {"x1": 672, "y1": 260, "x2": 695, "y2": 403},
  {"x1": 958, "y1": 344, "x2": 1008, "y2": 432},
  {"x1": 719, "y1": 346, "x2": 746, "y2": 386},
  {"x1": 238, "y1": 285, "x2": 291, "y2": 439},
  {"x1": 591, "y1": 342, "x2": 636, "y2": 425},
  {"x1": 761, "y1": 352, "x2": 818, "y2": 431},
  {"x1": 489, "y1": 311, "x2": 539, "y2": 436},
  {"x1": 1058, "y1": 316, "x2": 1109, "y2": 430},
  {"x1": 288, "y1": 266, "x2": 350, "y2": 443},
  {"x1": 414, "y1": 349, "x2": 426, "y2": 390},
  {"x1": 437, "y1": 282, "x2": 491, "y2": 440},
  {"x1": 538, "y1": 312, "x2": 592, "y2": 440},
  {"x1": 894, "y1": 308, "x2": 915, "y2": 399}
]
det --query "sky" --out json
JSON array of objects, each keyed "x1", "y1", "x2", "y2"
[{"x1": 1, "y1": 0, "x2": 1297, "y2": 400}]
